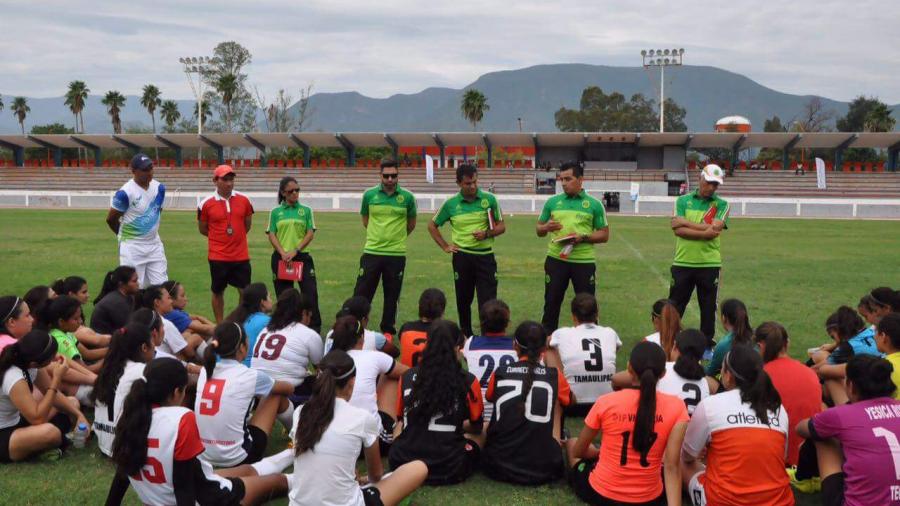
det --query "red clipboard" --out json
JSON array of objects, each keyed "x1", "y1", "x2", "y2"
[{"x1": 277, "y1": 260, "x2": 303, "y2": 282}]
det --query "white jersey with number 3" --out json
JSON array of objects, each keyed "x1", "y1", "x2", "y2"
[
  {"x1": 549, "y1": 323, "x2": 621, "y2": 405},
  {"x1": 128, "y1": 406, "x2": 233, "y2": 506},
  {"x1": 195, "y1": 359, "x2": 274, "y2": 467},
  {"x1": 251, "y1": 322, "x2": 324, "y2": 386},
  {"x1": 657, "y1": 362, "x2": 710, "y2": 416}
]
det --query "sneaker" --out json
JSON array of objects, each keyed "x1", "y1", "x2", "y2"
[{"x1": 786, "y1": 467, "x2": 821, "y2": 493}]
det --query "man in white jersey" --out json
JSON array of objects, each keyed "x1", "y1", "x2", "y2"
[
  {"x1": 546, "y1": 293, "x2": 620, "y2": 415},
  {"x1": 106, "y1": 153, "x2": 168, "y2": 287}
]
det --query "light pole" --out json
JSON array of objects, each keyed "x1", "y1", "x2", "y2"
[
  {"x1": 641, "y1": 48, "x2": 684, "y2": 132},
  {"x1": 179, "y1": 56, "x2": 219, "y2": 162}
]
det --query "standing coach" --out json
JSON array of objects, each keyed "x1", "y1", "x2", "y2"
[
  {"x1": 536, "y1": 162, "x2": 609, "y2": 333},
  {"x1": 198, "y1": 164, "x2": 254, "y2": 323},
  {"x1": 669, "y1": 164, "x2": 730, "y2": 349},
  {"x1": 353, "y1": 158, "x2": 417, "y2": 336},
  {"x1": 428, "y1": 163, "x2": 505, "y2": 337}
]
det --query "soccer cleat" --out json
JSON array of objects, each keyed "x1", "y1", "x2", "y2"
[{"x1": 786, "y1": 467, "x2": 821, "y2": 494}]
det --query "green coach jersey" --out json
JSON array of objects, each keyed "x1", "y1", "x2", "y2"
[
  {"x1": 672, "y1": 190, "x2": 730, "y2": 268},
  {"x1": 433, "y1": 189, "x2": 503, "y2": 255},
  {"x1": 360, "y1": 184, "x2": 417, "y2": 256},
  {"x1": 538, "y1": 190, "x2": 608, "y2": 263},
  {"x1": 266, "y1": 201, "x2": 316, "y2": 252}
]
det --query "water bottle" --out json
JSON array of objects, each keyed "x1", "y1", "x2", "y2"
[{"x1": 72, "y1": 422, "x2": 89, "y2": 449}]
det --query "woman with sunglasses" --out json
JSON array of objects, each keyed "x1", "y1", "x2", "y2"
[{"x1": 266, "y1": 176, "x2": 322, "y2": 333}]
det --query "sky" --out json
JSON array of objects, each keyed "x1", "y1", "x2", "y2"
[{"x1": 0, "y1": 0, "x2": 898, "y2": 103}]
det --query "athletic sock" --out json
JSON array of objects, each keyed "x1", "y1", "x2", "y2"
[
  {"x1": 251, "y1": 449, "x2": 294, "y2": 475},
  {"x1": 277, "y1": 400, "x2": 295, "y2": 430},
  {"x1": 75, "y1": 385, "x2": 93, "y2": 406}
]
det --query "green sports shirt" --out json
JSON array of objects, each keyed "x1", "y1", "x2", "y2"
[
  {"x1": 50, "y1": 329, "x2": 81, "y2": 360},
  {"x1": 360, "y1": 184, "x2": 417, "y2": 256},
  {"x1": 672, "y1": 190, "x2": 730, "y2": 268},
  {"x1": 538, "y1": 190, "x2": 608, "y2": 263},
  {"x1": 266, "y1": 201, "x2": 316, "y2": 252},
  {"x1": 432, "y1": 189, "x2": 503, "y2": 255}
]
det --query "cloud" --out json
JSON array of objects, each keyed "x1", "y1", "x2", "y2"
[{"x1": 0, "y1": 0, "x2": 897, "y2": 104}]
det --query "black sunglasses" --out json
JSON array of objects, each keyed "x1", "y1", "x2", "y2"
[
  {"x1": 284, "y1": 188, "x2": 300, "y2": 194},
  {"x1": 382, "y1": 173, "x2": 399, "y2": 179}
]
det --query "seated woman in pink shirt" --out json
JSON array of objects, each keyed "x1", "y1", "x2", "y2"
[
  {"x1": 0, "y1": 296, "x2": 34, "y2": 351},
  {"x1": 797, "y1": 355, "x2": 900, "y2": 506}
]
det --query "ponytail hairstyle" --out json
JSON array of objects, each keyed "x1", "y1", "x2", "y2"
[
  {"x1": 479, "y1": 299, "x2": 510, "y2": 334},
  {"x1": 95, "y1": 266, "x2": 137, "y2": 304},
  {"x1": 24, "y1": 286, "x2": 54, "y2": 329},
  {"x1": 407, "y1": 319, "x2": 467, "y2": 423},
  {"x1": 225, "y1": 283, "x2": 269, "y2": 324},
  {"x1": 0, "y1": 329, "x2": 58, "y2": 381},
  {"x1": 846, "y1": 354, "x2": 897, "y2": 400},
  {"x1": 278, "y1": 176, "x2": 299, "y2": 204},
  {"x1": 40, "y1": 295, "x2": 82, "y2": 332},
  {"x1": 652, "y1": 298, "x2": 682, "y2": 359},
  {"x1": 721, "y1": 299, "x2": 752, "y2": 346},
  {"x1": 629, "y1": 341, "x2": 667, "y2": 463},
  {"x1": 294, "y1": 350, "x2": 356, "y2": 454},
  {"x1": 672, "y1": 329, "x2": 706, "y2": 381},
  {"x1": 330, "y1": 316, "x2": 363, "y2": 352},
  {"x1": 129, "y1": 308, "x2": 164, "y2": 337},
  {"x1": 825, "y1": 306, "x2": 865, "y2": 342},
  {"x1": 513, "y1": 321, "x2": 548, "y2": 409},
  {"x1": 204, "y1": 322, "x2": 246, "y2": 378},
  {"x1": 876, "y1": 313, "x2": 900, "y2": 351},
  {"x1": 90, "y1": 323, "x2": 153, "y2": 406},
  {"x1": 112, "y1": 358, "x2": 188, "y2": 476},
  {"x1": 0, "y1": 296, "x2": 27, "y2": 336},
  {"x1": 51, "y1": 276, "x2": 87, "y2": 299},
  {"x1": 754, "y1": 322, "x2": 789, "y2": 363},
  {"x1": 269, "y1": 288, "x2": 311, "y2": 331},
  {"x1": 722, "y1": 344, "x2": 781, "y2": 425},
  {"x1": 571, "y1": 293, "x2": 599, "y2": 324}
]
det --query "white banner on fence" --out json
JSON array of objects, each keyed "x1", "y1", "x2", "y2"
[
  {"x1": 816, "y1": 157, "x2": 827, "y2": 189},
  {"x1": 630, "y1": 182, "x2": 640, "y2": 201},
  {"x1": 425, "y1": 155, "x2": 434, "y2": 184}
]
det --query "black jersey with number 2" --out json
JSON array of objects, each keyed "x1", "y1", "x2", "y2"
[{"x1": 389, "y1": 368, "x2": 484, "y2": 484}]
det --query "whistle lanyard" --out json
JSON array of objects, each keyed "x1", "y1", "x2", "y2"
[{"x1": 220, "y1": 194, "x2": 233, "y2": 235}]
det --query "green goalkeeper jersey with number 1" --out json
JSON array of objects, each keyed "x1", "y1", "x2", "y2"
[{"x1": 538, "y1": 190, "x2": 608, "y2": 263}]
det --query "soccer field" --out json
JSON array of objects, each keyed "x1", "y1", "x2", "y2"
[{"x1": 0, "y1": 208, "x2": 897, "y2": 504}]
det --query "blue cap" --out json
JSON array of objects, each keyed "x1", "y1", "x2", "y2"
[{"x1": 130, "y1": 153, "x2": 153, "y2": 171}]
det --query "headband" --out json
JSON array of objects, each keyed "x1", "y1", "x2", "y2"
[
  {"x1": 723, "y1": 351, "x2": 747, "y2": 383},
  {"x1": 869, "y1": 291, "x2": 889, "y2": 308},
  {"x1": 147, "y1": 310, "x2": 159, "y2": 331},
  {"x1": 38, "y1": 331, "x2": 56, "y2": 359},
  {"x1": 335, "y1": 364, "x2": 356, "y2": 380},
  {"x1": 215, "y1": 323, "x2": 245, "y2": 357},
  {"x1": 2, "y1": 297, "x2": 20, "y2": 322}
]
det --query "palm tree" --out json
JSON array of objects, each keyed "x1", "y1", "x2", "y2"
[
  {"x1": 141, "y1": 84, "x2": 162, "y2": 161},
  {"x1": 460, "y1": 89, "x2": 489, "y2": 131},
  {"x1": 160, "y1": 100, "x2": 181, "y2": 132},
  {"x1": 863, "y1": 103, "x2": 896, "y2": 133},
  {"x1": 65, "y1": 81, "x2": 90, "y2": 162},
  {"x1": 11, "y1": 97, "x2": 30, "y2": 134},
  {"x1": 101, "y1": 91, "x2": 126, "y2": 134},
  {"x1": 214, "y1": 73, "x2": 238, "y2": 132},
  {"x1": 65, "y1": 80, "x2": 90, "y2": 134},
  {"x1": 194, "y1": 100, "x2": 211, "y2": 128}
]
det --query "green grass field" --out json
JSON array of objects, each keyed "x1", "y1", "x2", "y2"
[{"x1": 0, "y1": 208, "x2": 897, "y2": 505}]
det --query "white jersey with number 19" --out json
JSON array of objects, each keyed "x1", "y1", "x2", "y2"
[{"x1": 251, "y1": 322, "x2": 324, "y2": 386}]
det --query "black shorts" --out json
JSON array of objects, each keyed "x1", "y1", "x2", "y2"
[
  {"x1": 362, "y1": 485, "x2": 384, "y2": 506},
  {"x1": 569, "y1": 459, "x2": 665, "y2": 505},
  {"x1": 564, "y1": 403, "x2": 593, "y2": 418},
  {"x1": 288, "y1": 376, "x2": 315, "y2": 406},
  {"x1": 238, "y1": 425, "x2": 268, "y2": 466},
  {"x1": 209, "y1": 260, "x2": 251, "y2": 293},
  {"x1": 0, "y1": 418, "x2": 30, "y2": 463}
]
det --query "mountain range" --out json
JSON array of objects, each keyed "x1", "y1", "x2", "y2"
[{"x1": 1, "y1": 64, "x2": 896, "y2": 135}]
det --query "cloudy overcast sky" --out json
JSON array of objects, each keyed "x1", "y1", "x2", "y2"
[{"x1": 0, "y1": 0, "x2": 897, "y2": 103}]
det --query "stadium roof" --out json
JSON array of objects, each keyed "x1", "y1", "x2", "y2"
[{"x1": 2, "y1": 131, "x2": 900, "y2": 150}]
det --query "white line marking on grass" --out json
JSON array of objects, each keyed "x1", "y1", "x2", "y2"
[{"x1": 617, "y1": 232, "x2": 699, "y2": 319}]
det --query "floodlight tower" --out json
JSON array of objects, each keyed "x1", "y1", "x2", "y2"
[
  {"x1": 179, "y1": 56, "x2": 219, "y2": 135},
  {"x1": 640, "y1": 48, "x2": 684, "y2": 132}
]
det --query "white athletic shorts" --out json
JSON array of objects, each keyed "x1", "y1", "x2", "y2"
[
  {"x1": 119, "y1": 240, "x2": 168, "y2": 288},
  {"x1": 688, "y1": 470, "x2": 708, "y2": 506}
]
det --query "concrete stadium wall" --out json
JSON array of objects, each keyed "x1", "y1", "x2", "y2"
[{"x1": 0, "y1": 190, "x2": 898, "y2": 220}]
